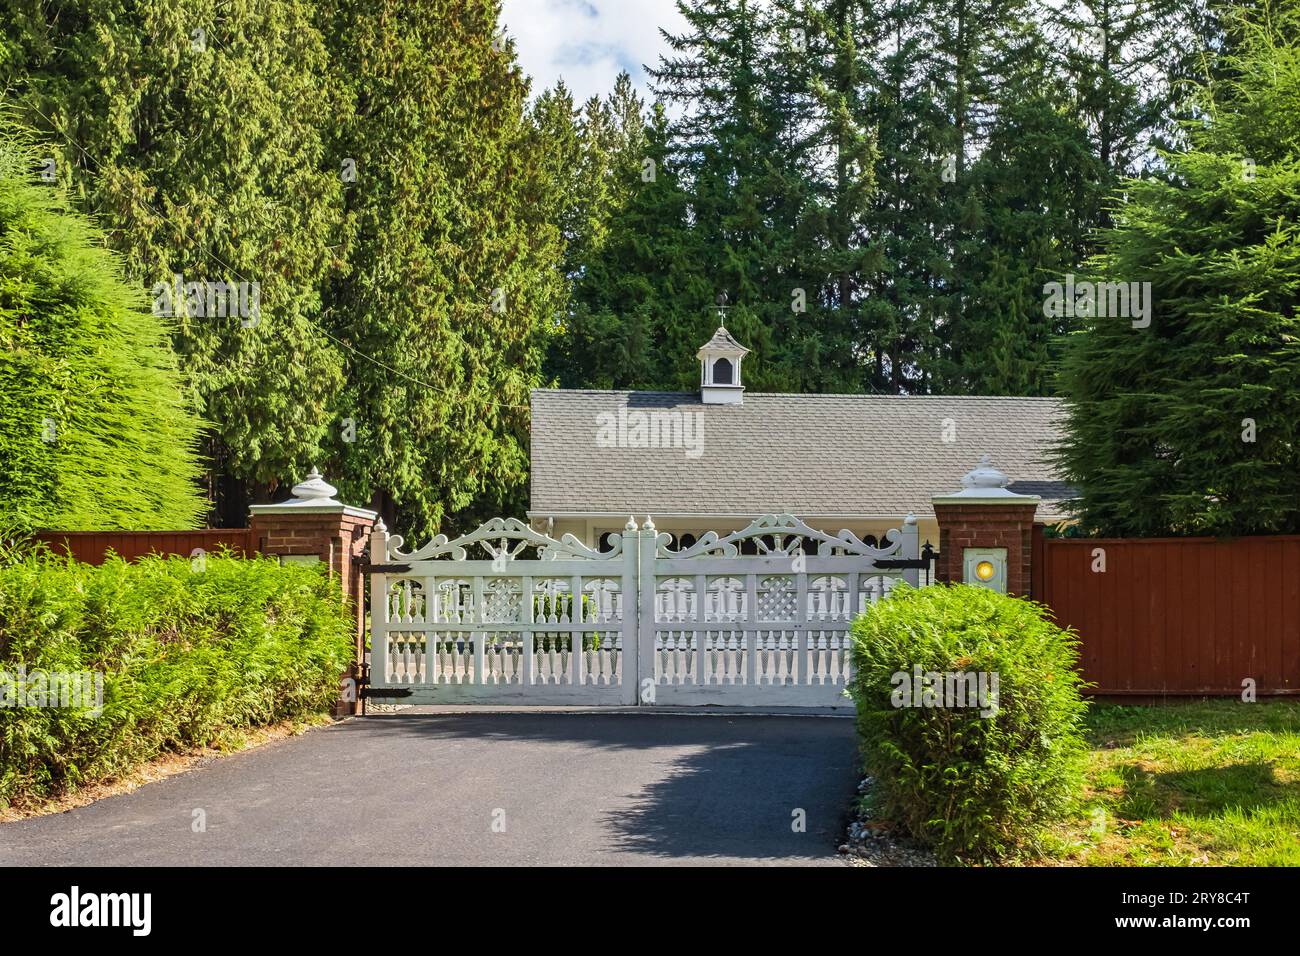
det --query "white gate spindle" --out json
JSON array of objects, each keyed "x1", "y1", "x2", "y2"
[
  {"x1": 571, "y1": 574, "x2": 585, "y2": 686},
  {"x1": 522, "y1": 575, "x2": 534, "y2": 688},
  {"x1": 472, "y1": 576, "x2": 484, "y2": 686}
]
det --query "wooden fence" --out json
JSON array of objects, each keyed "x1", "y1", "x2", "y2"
[
  {"x1": 33, "y1": 529, "x2": 258, "y2": 565},
  {"x1": 1033, "y1": 529, "x2": 1300, "y2": 696}
]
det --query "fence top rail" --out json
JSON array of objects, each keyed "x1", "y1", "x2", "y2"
[
  {"x1": 1043, "y1": 534, "x2": 1300, "y2": 546},
  {"x1": 380, "y1": 560, "x2": 633, "y2": 577},
  {"x1": 374, "y1": 513, "x2": 922, "y2": 569},
  {"x1": 35, "y1": 529, "x2": 250, "y2": 537},
  {"x1": 652, "y1": 556, "x2": 905, "y2": 574}
]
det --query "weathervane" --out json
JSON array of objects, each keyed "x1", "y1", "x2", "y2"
[{"x1": 715, "y1": 290, "x2": 732, "y2": 327}]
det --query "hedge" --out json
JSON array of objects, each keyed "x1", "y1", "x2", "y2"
[
  {"x1": 0, "y1": 551, "x2": 353, "y2": 807},
  {"x1": 849, "y1": 583, "x2": 1090, "y2": 863},
  {"x1": 0, "y1": 118, "x2": 207, "y2": 533}
]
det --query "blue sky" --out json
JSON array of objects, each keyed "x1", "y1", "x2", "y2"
[{"x1": 501, "y1": 0, "x2": 687, "y2": 105}]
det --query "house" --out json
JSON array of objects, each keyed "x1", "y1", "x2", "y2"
[{"x1": 529, "y1": 326, "x2": 1073, "y2": 554}]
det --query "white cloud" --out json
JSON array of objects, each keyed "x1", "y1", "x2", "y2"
[{"x1": 501, "y1": 0, "x2": 687, "y2": 106}]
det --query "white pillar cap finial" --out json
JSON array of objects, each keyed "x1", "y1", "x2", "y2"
[
  {"x1": 291, "y1": 466, "x2": 338, "y2": 502},
  {"x1": 961, "y1": 455, "x2": 1010, "y2": 491},
  {"x1": 248, "y1": 466, "x2": 378, "y2": 521},
  {"x1": 932, "y1": 454, "x2": 1041, "y2": 505}
]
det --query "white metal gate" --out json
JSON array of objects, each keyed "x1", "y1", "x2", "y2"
[{"x1": 366, "y1": 513, "x2": 919, "y2": 707}]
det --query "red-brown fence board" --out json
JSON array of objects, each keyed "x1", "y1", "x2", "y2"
[
  {"x1": 33, "y1": 530, "x2": 258, "y2": 565},
  {"x1": 1037, "y1": 536, "x2": 1300, "y2": 695}
]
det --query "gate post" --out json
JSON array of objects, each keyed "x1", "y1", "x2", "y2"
[
  {"x1": 368, "y1": 520, "x2": 391, "y2": 692},
  {"x1": 931, "y1": 455, "x2": 1039, "y2": 597},
  {"x1": 637, "y1": 517, "x2": 659, "y2": 706},
  {"x1": 248, "y1": 468, "x2": 378, "y2": 715},
  {"x1": 620, "y1": 517, "x2": 639, "y2": 705}
]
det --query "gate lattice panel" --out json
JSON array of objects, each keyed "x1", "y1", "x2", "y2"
[{"x1": 366, "y1": 513, "x2": 919, "y2": 707}]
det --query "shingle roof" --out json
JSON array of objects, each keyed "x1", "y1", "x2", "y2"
[
  {"x1": 696, "y1": 326, "x2": 750, "y2": 356},
  {"x1": 530, "y1": 390, "x2": 1075, "y2": 521}
]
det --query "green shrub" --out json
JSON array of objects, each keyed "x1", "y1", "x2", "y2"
[
  {"x1": 0, "y1": 551, "x2": 353, "y2": 807},
  {"x1": 849, "y1": 584, "x2": 1090, "y2": 863},
  {"x1": 0, "y1": 118, "x2": 207, "y2": 532}
]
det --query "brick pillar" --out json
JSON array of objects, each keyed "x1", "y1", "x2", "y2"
[
  {"x1": 249, "y1": 468, "x2": 377, "y2": 715},
  {"x1": 931, "y1": 455, "x2": 1040, "y2": 597}
]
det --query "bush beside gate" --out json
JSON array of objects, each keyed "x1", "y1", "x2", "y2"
[
  {"x1": 849, "y1": 584, "x2": 1090, "y2": 863},
  {"x1": 0, "y1": 551, "x2": 353, "y2": 807}
]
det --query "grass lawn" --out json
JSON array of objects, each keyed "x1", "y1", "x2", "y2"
[{"x1": 1043, "y1": 699, "x2": 1300, "y2": 866}]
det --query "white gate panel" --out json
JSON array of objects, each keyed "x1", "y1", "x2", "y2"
[
  {"x1": 639, "y1": 515, "x2": 917, "y2": 708},
  {"x1": 365, "y1": 513, "x2": 920, "y2": 708},
  {"x1": 368, "y1": 518, "x2": 639, "y2": 705}
]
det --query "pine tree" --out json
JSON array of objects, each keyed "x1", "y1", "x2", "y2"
[
  {"x1": 954, "y1": 28, "x2": 1107, "y2": 394},
  {"x1": 832, "y1": 0, "x2": 956, "y2": 392},
  {"x1": 530, "y1": 82, "x2": 585, "y2": 290},
  {"x1": 532, "y1": 73, "x2": 650, "y2": 354},
  {"x1": 550, "y1": 101, "x2": 707, "y2": 390},
  {"x1": 1051, "y1": 0, "x2": 1210, "y2": 180},
  {"x1": 773, "y1": 0, "x2": 879, "y2": 392},
  {"x1": 1054, "y1": 0, "x2": 1300, "y2": 536},
  {"x1": 650, "y1": 0, "x2": 858, "y2": 392}
]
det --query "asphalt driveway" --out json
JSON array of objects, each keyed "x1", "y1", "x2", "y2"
[{"x1": 0, "y1": 713, "x2": 859, "y2": 866}]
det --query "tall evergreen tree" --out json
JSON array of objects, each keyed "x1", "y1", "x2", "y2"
[
  {"x1": 774, "y1": 0, "x2": 880, "y2": 391},
  {"x1": 953, "y1": 26, "x2": 1107, "y2": 394},
  {"x1": 816, "y1": 0, "x2": 962, "y2": 392},
  {"x1": 532, "y1": 73, "x2": 649, "y2": 327},
  {"x1": 0, "y1": 0, "x2": 348, "y2": 522},
  {"x1": 321, "y1": 0, "x2": 563, "y2": 538},
  {"x1": 530, "y1": 82, "x2": 585, "y2": 292},
  {"x1": 1051, "y1": 0, "x2": 1211, "y2": 181},
  {"x1": 1054, "y1": 0, "x2": 1300, "y2": 536},
  {"x1": 651, "y1": 0, "x2": 851, "y2": 392},
  {"x1": 549, "y1": 99, "x2": 707, "y2": 391}
]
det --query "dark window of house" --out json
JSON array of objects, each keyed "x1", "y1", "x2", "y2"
[
  {"x1": 713, "y1": 357, "x2": 733, "y2": 384},
  {"x1": 598, "y1": 532, "x2": 615, "y2": 553},
  {"x1": 680, "y1": 533, "x2": 698, "y2": 549}
]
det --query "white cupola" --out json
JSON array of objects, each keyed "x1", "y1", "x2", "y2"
[{"x1": 696, "y1": 325, "x2": 749, "y2": 405}]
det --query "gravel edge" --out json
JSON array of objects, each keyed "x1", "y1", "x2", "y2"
[{"x1": 838, "y1": 776, "x2": 939, "y2": 867}]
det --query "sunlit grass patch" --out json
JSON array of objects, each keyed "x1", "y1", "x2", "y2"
[{"x1": 1043, "y1": 700, "x2": 1300, "y2": 866}]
